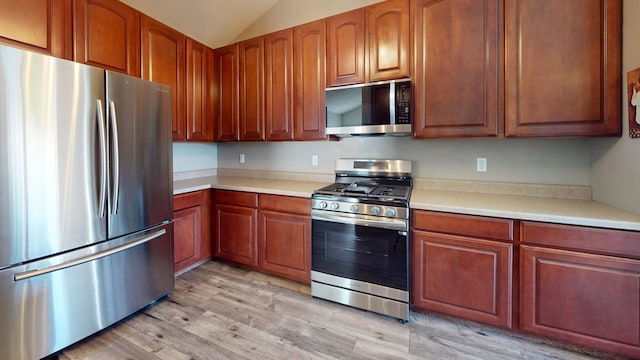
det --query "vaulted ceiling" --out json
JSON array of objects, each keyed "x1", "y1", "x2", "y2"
[{"x1": 119, "y1": 0, "x2": 280, "y2": 49}]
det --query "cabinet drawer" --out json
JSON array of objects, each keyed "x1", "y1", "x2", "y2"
[
  {"x1": 215, "y1": 190, "x2": 258, "y2": 208},
  {"x1": 259, "y1": 194, "x2": 310, "y2": 215},
  {"x1": 521, "y1": 221, "x2": 640, "y2": 259},
  {"x1": 413, "y1": 210, "x2": 515, "y2": 241}
]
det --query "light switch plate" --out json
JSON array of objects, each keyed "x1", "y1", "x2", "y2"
[
  {"x1": 312, "y1": 155, "x2": 319, "y2": 166},
  {"x1": 239, "y1": 153, "x2": 245, "y2": 164}
]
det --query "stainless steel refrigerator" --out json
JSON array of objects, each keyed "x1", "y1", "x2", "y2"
[{"x1": 0, "y1": 45, "x2": 174, "y2": 360}]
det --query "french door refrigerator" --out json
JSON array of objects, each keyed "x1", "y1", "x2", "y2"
[{"x1": 0, "y1": 44, "x2": 174, "y2": 360}]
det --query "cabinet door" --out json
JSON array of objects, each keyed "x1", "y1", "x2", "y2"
[
  {"x1": 215, "y1": 204, "x2": 258, "y2": 267},
  {"x1": 173, "y1": 190, "x2": 211, "y2": 274},
  {"x1": 505, "y1": 0, "x2": 621, "y2": 137},
  {"x1": 326, "y1": 9, "x2": 365, "y2": 86},
  {"x1": 293, "y1": 20, "x2": 326, "y2": 141},
  {"x1": 413, "y1": 0, "x2": 499, "y2": 138},
  {"x1": 73, "y1": 0, "x2": 140, "y2": 76},
  {"x1": 215, "y1": 44, "x2": 239, "y2": 141},
  {"x1": 141, "y1": 16, "x2": 186, "y2": 141},
  {"x1": 411, "y1": 230, "x2": 513, "y2": 328},
  {"x1": 186, "y1": 38, "x2": 214, "y2": 141},
  {"x1": 0, "y1": 0, "x2": 71, "y2": 59},
  {"x1": 264, "y1": 29, "x2": 294, "y2": 141},
  {"x1": 238, "y1": 37, "x2": 265, "y2": 141},
  {"x1": 259, "y1": 210, "x2": 311, "y2": 283},
  {"x1": 366, "y1": 0, "x2": 409, "y2": 82},
  {"x1": 521, "y1": 245, "x2": 640, "y2": 358}
]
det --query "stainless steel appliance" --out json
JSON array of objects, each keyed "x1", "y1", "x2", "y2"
[
  {"x1": 325, "y1": 79, "x2": 411, "y2": 137},
  {"x1": 311, "y1": 159, "x2": 412, "y2": 321},
  {"x1": 0, "y1": 45, "x2": 174, "y2": 360}
]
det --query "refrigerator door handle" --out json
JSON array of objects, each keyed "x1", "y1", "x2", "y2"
[
  {"x1": 96, "y1": 99, "x2": 108, "y2": 218},
  {"x1": 13, "y1": 229, "x2": 167, "y2": 281},
  {"x1": 109, "y1": 100, "x2": 120, "y2": 215}
]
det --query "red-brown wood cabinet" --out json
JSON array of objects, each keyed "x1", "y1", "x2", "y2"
[
  {"x1": 412, "y1": 0, "x2": 499, "y2": 138},
  {"x1": 264, "y1": 29, "x2": 294, "y2": 141},
  {"x1": 73, "y1": 0, "x2": 140, "y2": 76},
  {"x1": 214, "y1": 190, "x2": 259, "y2": 267},
  {"x1": 173, "y1": 190, "x2": 211, "y2": 274},
  {"x1": 504, "y1": 0, "x2": 621, "y2": 137},
  {"x1": 258, "y1": 194, "x2": 311, "y2": 283},
  {"x1": 141, "y1": 15, "x2": 186, "y2": 141},
  {"x1": 186, "y1": 38, "x2": 214, "y2": 141},
  {"x1": 411, "y1": 210, "x2": 515, "y2": 328},
  {"x1": 293, "y1": 20, "x2": 327, "y2": 140},
  {"x1": 0, "y1": 0, "x2": 71, "y2": 59},
  {"x1": 238, "y1": 37, "x2": 265, "y2": 141},
  {"x1": 520, "y1": 221, "x2": 640, "y2": 358}
]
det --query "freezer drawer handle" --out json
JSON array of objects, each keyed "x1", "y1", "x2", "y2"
[{"x1": 14, "y1": 229, "x2": 167, "y2": 281}]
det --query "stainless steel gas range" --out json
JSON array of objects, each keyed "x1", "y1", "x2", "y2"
[{"x1": 311, "y1": 159, "x2": 412, "y2": 321}]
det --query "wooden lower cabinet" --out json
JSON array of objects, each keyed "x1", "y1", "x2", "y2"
[
  {"x1": 258, "y1": 194, "x2": 311, "y2": 283},
  {"x1": 411, "y1": 210, "x2": 515, "y2": 328},
  {"x1": 173, "y1": 190, "x2": 211, "y2": 274},
  {"x1": 214, "y1": 190, "x2": 258, "y2": 267},
  {"x1": 520, "y1": 222, "x2": 640, "y2": 358},
  {"x1": 411, "y1": 230, "x2": 513, "y2": 328}
]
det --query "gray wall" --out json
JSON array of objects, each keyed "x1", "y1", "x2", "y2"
[
  {"x1": 217, "y1": 138, "x2": 590, "y2": 186},
  {"x1": 589, "y1": 0, "x2": 640, "y2": 214}
]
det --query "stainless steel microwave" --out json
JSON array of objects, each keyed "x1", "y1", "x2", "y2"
[{"x1": 325, "y1": 78, "x2": 411, "y2": 137}]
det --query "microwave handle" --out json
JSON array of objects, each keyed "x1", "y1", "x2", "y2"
[{"x1": 389, "y1": 81, "x2": 396, "y2": 124}]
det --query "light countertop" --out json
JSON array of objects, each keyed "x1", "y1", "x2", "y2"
[{"x1": 174, "y1": 175, "x2": 640, "y2": 232}]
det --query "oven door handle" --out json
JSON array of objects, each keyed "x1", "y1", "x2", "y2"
[{"x1": 312, "y1": 211, "x2": 407, "y2": 231}]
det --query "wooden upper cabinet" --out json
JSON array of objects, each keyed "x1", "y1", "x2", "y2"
[
  {"x1": 186, "y1": 38, "x2": 214, "y2": 141},
  {"x1": 264, "y1": 29, "x2": 294, "y2": 141},
  {"x1": 215, "y1": 44, "x2": 239, "y2": 141},
  {"x1": 326, "y1": 9, "x2": 365, "y2": 87},
  {"x1": 141, "y1": 16, "x2": 186, "y2": 141},
  {"x1": 366, "y1": 0, "x2": 409, "y2": 82},
  {"x1": 505, "y1": 0, "x2": 622, "y2": 137},
  {"x1": 73, "y1": 0, "x2": 140, "y2": 76},
  {"x1": 413, "y1": 0, "x2": 500, "y2": 138},
  {"x1": 293, "y1": 20, "x2": 326, "y2": 141},
  {"x1": 238, "y1": 37, "x2": 265, "y2": 141},
  {"x1": 0, "y1": 0, "x2": 71, "y2": 59}
]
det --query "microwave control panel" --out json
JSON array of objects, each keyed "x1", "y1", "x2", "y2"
[{"x1": 395, "y1": 81, "x2": 411, "y2": 124}]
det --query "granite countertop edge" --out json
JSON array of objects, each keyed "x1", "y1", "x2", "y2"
[{"x1": 173, "y1": 176, "x2": 640, "y2": 232}]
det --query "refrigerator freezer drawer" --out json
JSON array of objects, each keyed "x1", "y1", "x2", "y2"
[{"x1": 0, "y1": 222, "x2": 174, "y2": 360}]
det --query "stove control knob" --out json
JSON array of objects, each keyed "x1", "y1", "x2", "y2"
[
  {"x1": 370, "y1": 206, "x2": 381, "y2": 216},
  {"x1": 318, "y1": 201, "x2": 328, "y2": 209},
  {"x1": 331, "y1": 202, "x2": 340, "y2": 210},
  {"x1": 385, "y1": 208, "x2": 397, "y2": 217},
  {"x1": 350, "y1": 204, "x2": 359, "y2": 212}
]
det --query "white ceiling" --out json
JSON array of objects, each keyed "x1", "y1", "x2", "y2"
[{"x1": 120, "y1": 0, "x2": 280, "y2": 48}]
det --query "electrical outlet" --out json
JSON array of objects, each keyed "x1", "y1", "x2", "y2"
[
  {"x1": 239, "y1": 153, "x2": 245, "y2": 164},
  {"x1": 476, "y1": 157, "x2": 487, "y2": 172},
  {"x1": 312, "y1": 155, "x2": 319, "y2": 166}
]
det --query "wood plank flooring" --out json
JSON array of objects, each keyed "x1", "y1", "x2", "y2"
[{"x1": 49, "y1": 260, "x2": 627, "y2": 360}]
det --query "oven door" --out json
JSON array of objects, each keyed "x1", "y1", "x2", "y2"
[{"x1": 311, "y1": 211, "x2": 408, "y2": 292}]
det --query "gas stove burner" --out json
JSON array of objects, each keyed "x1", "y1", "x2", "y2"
[{"x1": 313, "y1": 159, "x2": 413, "y2": 204}]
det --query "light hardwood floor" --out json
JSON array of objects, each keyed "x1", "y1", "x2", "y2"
[{"x1": 49, "y1": 260, "x2": 627, "y2": 360}]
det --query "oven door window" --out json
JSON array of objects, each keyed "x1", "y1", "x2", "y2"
[{"x1": 312, "y1": 219, "x2": 407, "y2": 290}]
